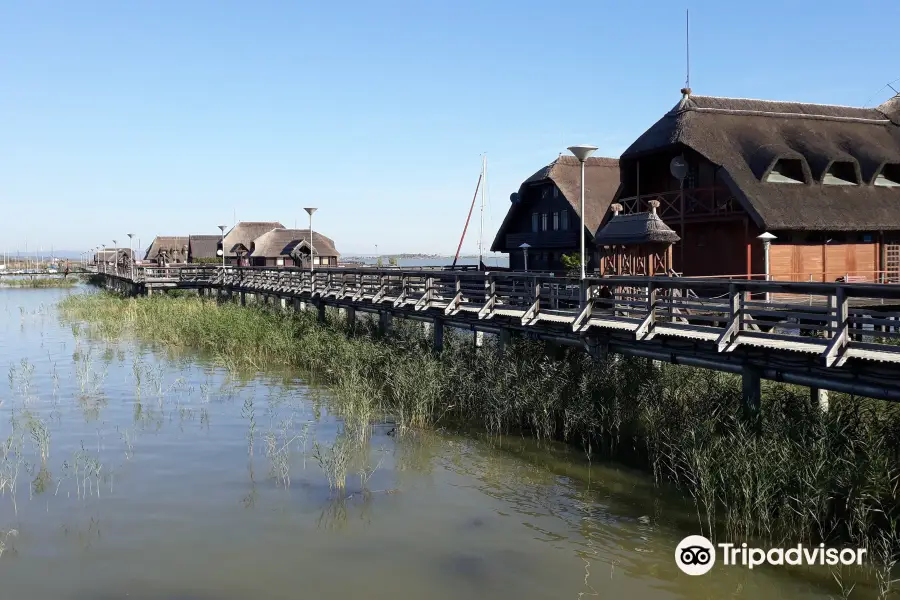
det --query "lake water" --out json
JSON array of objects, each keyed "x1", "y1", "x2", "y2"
[{"x1": 0, "y1": 286, "x2": 871, "y2": 599}]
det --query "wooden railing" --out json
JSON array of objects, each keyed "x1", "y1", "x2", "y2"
[
  {"x1": 618, "y1": 187, "x2": 740, "y2": 220},
  {"x1": 91, "y1": 264, "x2": 900, "y2": 368}
]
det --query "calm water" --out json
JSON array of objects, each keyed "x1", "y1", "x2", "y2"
[{"x1": 0, "y1": 287, "x2": 869, "y2": 599}]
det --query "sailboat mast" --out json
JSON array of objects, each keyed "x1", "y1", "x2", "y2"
[{"x1": 478, "y1": 154, "x2": 486, "y2": 269}]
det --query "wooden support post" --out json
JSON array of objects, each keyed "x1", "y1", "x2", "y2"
[
  {"x1": 742, "y1": 366, "x2": 761, "y2": 419},
  {"x1": 281, "y1": 297, "x2": 288, "y2": 311},
  {"x1": 811, "y1": 387, "x2": 829, "y2": 412},
  {"x1": 293, "y1": 297, "x2": 301, "y2": 312},
  {"x1": 345, "y1": 306, "x2": 356, "y2": 328},
  {"x1": 379, "y1": 311, "x2": 392, "y2": 335},
  {"x1": 317, "y1": 301, "x2": 326, "y2": 323},
  {"x1": 499, "y1": 328, "x2": 511, "y2": 354},
  {"x1": 433, "y1": 317, "x2": 444, "y2": 353},
  {"x1": 474, "y1": 330, "x2": 484, "y2": 348},
  {"x1": 146, "y1": 287, "x2": 153, "y2": 297}
]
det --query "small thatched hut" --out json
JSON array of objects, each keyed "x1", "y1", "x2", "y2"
[{"x1": 594, "y1": 200, "x2": 679, "y2": 276}]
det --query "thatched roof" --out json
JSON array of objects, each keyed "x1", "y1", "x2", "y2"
[
  {"x1": 490, "y1": 155, "x2": 621, "y2": 251},
  {"x1": 144, "y1": 236, "x2": 189, "y2": 261},
  {"x1": 222, "y1": 222, "x2": 285, "y2": 257},
  {"x1": 94, "y1": 248, "x2": 133, "y2": 262},
  {"x1": 250, "y1": 228, "x2": 340, "y2": 258},
  {"x1": 594, "y1": 203, "x2": 680, "y2": 246},
  {"x1": 188, "y1": 235, "x2": 221, "y2": 260},
  {"x1": 620, "y1": 92, "x2": 900, "y2": 231}
]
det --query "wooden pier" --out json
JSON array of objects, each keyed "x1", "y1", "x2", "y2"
[{"x1": 92, "y1": 264, "x2": 900, "y2": 407}]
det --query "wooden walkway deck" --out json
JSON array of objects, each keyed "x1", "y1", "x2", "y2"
[{"x1": 92, "y1": 265, "x2": 900, "y2": 403}]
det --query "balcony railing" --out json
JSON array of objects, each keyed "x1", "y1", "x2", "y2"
[{"x1": 618, "y1": 187, "x2": 740, "y2": 220}]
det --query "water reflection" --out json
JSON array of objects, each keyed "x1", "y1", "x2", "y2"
[{"x1": 0, "y1": 287, "x2": 881, "y2": 599}]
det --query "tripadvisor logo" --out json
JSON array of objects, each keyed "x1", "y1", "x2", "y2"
[{"x1": 675, "y1": 535, "x2": 867, "y2": 576}]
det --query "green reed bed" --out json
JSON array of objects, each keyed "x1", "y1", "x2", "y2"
[
  {"x1": 58, "y1": 292, "x2": 900, "y2": 584},
  {"x1": 0, "y1": 277, "x2": 78, "y2": 288}
]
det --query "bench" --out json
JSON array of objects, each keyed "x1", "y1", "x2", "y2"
[{"x1": 836, "y1": 275, "x2": 868, "y2": 284}]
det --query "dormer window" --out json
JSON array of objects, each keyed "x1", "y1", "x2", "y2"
[
  {"x1": 766, "y1": 158, "x2": 806, "y2": 184},
  {"x1": 875, "y1": 164, "x2": 900, "y2": 188},
  {"x1": 822, "y1": 161, "x2": 859, "y2": 186}
]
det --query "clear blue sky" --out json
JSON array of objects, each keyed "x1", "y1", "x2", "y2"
[{"x1": 2, "y1": 0, "x2": 898, "y2": 256}]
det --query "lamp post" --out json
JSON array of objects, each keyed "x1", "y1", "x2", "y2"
[
  {"x1": 519, "y1": 242, "x2": 530, "y2": 272},
  {"x1": 127, "y1": 233, "x2": 134, "y2": 280},
  {"x1": 101, "y1": 244, "x2": 107, "y2": 274},
  {"x1": 304, "y1": 208, "x2": 317, "y2": 274},
  {"x1": 112, "y1": 240, "x2": 117, "y2": 275},
  {"x1": 218, "y1": 225, "x2": 227, "y2": 270},
  {"x1": 567, "y1": 145, "x2": 598, "y2": 282},
  {"x1": 758, "y1": 232, "x2": 777, "y2": 303}
]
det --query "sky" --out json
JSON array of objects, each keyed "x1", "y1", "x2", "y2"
[{"x1": 1, "y1": 0, "x2": 898, "y2": 257}]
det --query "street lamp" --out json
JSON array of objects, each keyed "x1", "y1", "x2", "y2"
[
  {"x1": 101, "y1": 244, "x2": 107, "y2": 274},
  {"x1": 127, "y1": 233, "x2": 134, "y2": 280},
  {"x1": 304, "y1": 208, "x2": 317, "y2": 274},
  {"x1": 519, "y1": 242, "x2": 531, "y2": 272},
  {"x1": 567, "y1": 145, "x2": 598, "y2": 281},
  {"x1": 112, "y1": 239, "x2": 118, "y2": 275},
  {"x1": 218, "y1": 225, "x2": 227, "y2": 270},
  {"x1": 758, "y1": 232, "x2": 777, "y2": 303}
]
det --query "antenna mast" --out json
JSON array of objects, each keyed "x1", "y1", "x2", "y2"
[
  {"x1": 478, "y1": 154, "x2": 486, "y2": 269},
  {"x1": 685, "y1": 9, "x2": 690, "y2": 89}
]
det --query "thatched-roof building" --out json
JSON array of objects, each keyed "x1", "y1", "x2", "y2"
[
  {"x1": 221, "y1": 222, "x2": 285, "y2": 266},
  {"x1": 614, "y1": 90, "x2": 900, "y2": 281},
  {"x1": 94, "y1": 248, "x2": 133, "y2": 264},
  {"x1": 490, "y1": 155, "x2": 621, "y2": 271},
  {"x1": 248, "y1": 228, "x2": 340, "y2": 267},
  {"x1": 144, "y1": 236, "x2": 189, "y2": 265},
  {"x1": 595, "y1": 200, "x2": 679, "y2": 276},
  {"x1": 188, "y1": 235, "x2": 221, "y2": 263}
]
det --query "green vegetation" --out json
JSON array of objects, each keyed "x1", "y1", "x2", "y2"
[
  {"x1": 560, "y1": 252, "x2": 581, "y2": 275},
  {"x1": 0, "y1": 277, "x2": 78, "y2": 288},
  {"x1": 58, "y1": 292, "x2": 900, "y2": 582}
]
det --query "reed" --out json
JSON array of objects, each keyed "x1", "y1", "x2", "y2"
[
  {"x1": 58, "y1": 292, "x2": 900, "y2": 571},
  {"x1": 0, "y1": 277, "x2": 78, "y2": 288}
]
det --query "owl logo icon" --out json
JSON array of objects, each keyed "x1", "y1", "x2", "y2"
[{"x1": 675, "y1": 535, "x2": 716, "y2": 575}]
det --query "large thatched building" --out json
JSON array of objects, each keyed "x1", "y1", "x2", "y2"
[
  {"x1": 614, "y1": 89, "x2": 900, "y2": 281},
  {"x1": 248, "y1": 228, "x2": 340, "y2": 267},
  {"x1": 221, "y1": 222, "x2": 285, "y2": 266},
  {"x1": 144, "y1": 237, "x2": 189, "y2": 265},
  {"x1": 187, "y1": 235, "x2": 222, "y2": 263},
  {"x1": 490, "y1": 155, "x2": 621, "y2": 271}
]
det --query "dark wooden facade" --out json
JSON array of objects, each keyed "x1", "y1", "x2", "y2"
[{"x1": 491, "y1": 156, "x2": 621, "y2": 272}]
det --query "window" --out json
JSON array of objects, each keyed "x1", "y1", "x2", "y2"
[
  {"x1": 875, "y1": 164, "x2": 900, "y2": 188},
  {"x1": 553, "y1": 212, "x2": 559, "y2": 231},
  {"x1": 276, "y1": 257, "x2": 284, "y2": 266},
  {"x1": 532, "y1": 213, "x2": 539, "y2": 232},
  {"x1": 561, "y1": 210, "x2": 569, "y2": 230},
  {"x1": 822, "y1": 161, "x2": 858, "y2": 186},
  {"x1": 553, "y1": 186, "x2": 559, "y2": 199},
  {"x1": 542, "y1": 213, "x2": 548, "y2": 231},
  {"x1": 766, "y1": 158, "x2": 806, "y2": 184},
  {"x1": 314, "y1": 256, "x2": 321, "y2": 265}
]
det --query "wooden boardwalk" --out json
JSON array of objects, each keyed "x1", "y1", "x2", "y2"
[{"x1": 93, "y1": 264, "x2": 900, "y2": 404}]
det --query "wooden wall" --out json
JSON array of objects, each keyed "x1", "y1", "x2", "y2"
[
  {"x1": 770, "y1": 242, "x2": 878, "y2": 281},
  {"x1": 676, "y1": 220, "x2": 749, "y2": 276}
]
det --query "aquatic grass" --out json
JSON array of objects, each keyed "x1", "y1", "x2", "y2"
[
  {"x1": 0, "y1": 277, "x2": 78, "y2": 289},
  {"x1": 57, "y1": 292, "x2": 900, "y2": 569}
]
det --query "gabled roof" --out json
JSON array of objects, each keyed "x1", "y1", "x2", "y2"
[
  {"x1": 250, "y1": 228, "x2": 339, "y2": 258},
  {"x1": 144, "y1": 236, "x2": 189, "y2": 261},
  {"x1": 490, "y1": 155, "x2": 621, "y2": 251},
  {"x1": 620, "y1": 92, "x2": 900, "y2": 231},
  {"x1": 222, "y1": 222, "x2": 285, "y2": 257},
  {"x1": 188, "y1": 235, "x2": 221, "y2": 260}
]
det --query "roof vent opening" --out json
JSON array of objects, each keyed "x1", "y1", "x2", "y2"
[
  {"x1": 875, "y1": 164, "x2": 900, "y2": 188},
  {"x1": 822, "y1": 161, "x2": 859, "y2": 186},
  {"x1": 766, "y1": 158, "x2": 806, "y2": 184}
]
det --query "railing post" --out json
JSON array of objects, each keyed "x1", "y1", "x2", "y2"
[{"x1": 824, "y1": 286, "x2": 850, "y2": 367}]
